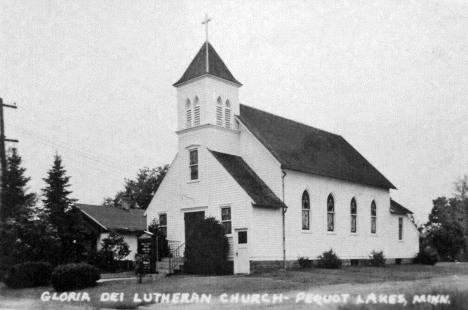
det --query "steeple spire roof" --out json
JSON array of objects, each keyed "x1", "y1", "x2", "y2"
[{"x1": 173, "y1": 43, "x2": 242, "y2": 87}]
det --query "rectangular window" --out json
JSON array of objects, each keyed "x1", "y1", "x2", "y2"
[
  {"x1": 371, "y1": 202, "x2": 377, "y2": 234},
  {"x1": 186, "y1": 110, "x2": 192, "y2": 128},
  {"x1": 398, "y1": 217, "x2": 403, "y2": 240},
  {"x1": 216, "y1": 106, "x2": 223, "y2": 126},
  {"x1": 351, "y1": 215, "x2": 357, "y2": 233},
  {"x1": 238, "y1": 231, "x2": 247, "y2": 244},
  {"x1": 189, "y1": 149, "x2": 198, "y2": 180},
  {"x1": 221, "y1": 207, "x2": 231, "y2": 234},
  {"x1": 194, "y1": 106, "x2": 200, "y2": 126},
  {"x1": 159, "y1": 213, "x2": 167, "y2": 236},
  {"x1": 302, "y1": 210, "x2": 310, "y2": 230},
  {"x1": 224, "y1": 108, "x2": 231, "y2": 128},
  {"x1": 327, "y1": 213, "x2": 334, "y2": 231}
]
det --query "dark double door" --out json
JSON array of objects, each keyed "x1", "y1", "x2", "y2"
[{"x1": 184, "y1": 211, "x2": 205, "y2": 244}]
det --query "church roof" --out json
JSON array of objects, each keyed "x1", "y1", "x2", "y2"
[
  {"x1": 209, "y1": 150, "x2": 286, "y2": 209},
  {"x1": 390, "y1": 199, "x2": 413, "y2": 215},
  {"x1": 173, "y1": 42, "x2": 242, "y2": 87},
  {"x1": 237, "y1": 104, "x2": 396, "y2": 189},
  {"x1": 76, "y1": 203, "x2": 146, "y2": 232}
]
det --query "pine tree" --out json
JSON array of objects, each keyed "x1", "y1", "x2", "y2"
[
  {"x1": 1, "y1": 148, "x2": 36, "y2": 221},
  {"x1": 0, "y1": 148, "x2": 59, "y2": 271},
  {"x1": 42, "y1": 154, "x2": 85, "y2": 263}
]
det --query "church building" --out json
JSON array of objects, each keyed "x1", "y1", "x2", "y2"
[{"x1": 145, "y1": 37, "x2": 419, "y2": 274}]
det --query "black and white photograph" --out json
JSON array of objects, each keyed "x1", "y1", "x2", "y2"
[{"x1": 0, "y1": 1, "x2": 467, "y2": 309}]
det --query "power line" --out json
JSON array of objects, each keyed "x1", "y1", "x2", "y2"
[
  {"x1": 10, "y1": 125, "x2": 137, "y2": 176},
  {"x1": 18, "y1": 134, "x2": 132, "y2": 180}
]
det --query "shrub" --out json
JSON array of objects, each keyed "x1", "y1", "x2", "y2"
[
  {"x1": 369, "y1": 250, "x2": 386, "y2": 267},
  {"x1": 413, "y1": 246, "x2": 440, "y2": 265},
  {"x1": 3, "y1": 262, "x2": 54, "y2": 288},
  {"x1": 100, "y1": 231, "x2": 130, "y2": 261},
  {"x1": 184, "y1": 217, "x2": 230, "y2": 275},
  {"x1": 317, "y1": 249, "x2": 342, "y2": 269},
  {"x1": 88, "y1": 250, "x2": 118, "y2": 273},
  {"x1": 148, "y1": 219, "x2": 171, "y2": 260},
  {"x1": 51, "y1": 263, "x2": 100, "y2": 292},
  {"x1": 298, "y1": 257, "x2": 312, "y2": 268}
]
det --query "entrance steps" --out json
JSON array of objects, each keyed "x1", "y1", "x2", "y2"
[{"x1": 156, "y1": 257, "x2": 184, "y2": 276}]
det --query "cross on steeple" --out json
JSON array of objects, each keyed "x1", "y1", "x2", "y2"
[{"x1": 202, "y1": 14, "x2": 211, "y2": 73}]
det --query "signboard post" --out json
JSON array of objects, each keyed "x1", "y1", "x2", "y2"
[{"x1": 137, "y1": 232, "x2": 157, "y2": 274}]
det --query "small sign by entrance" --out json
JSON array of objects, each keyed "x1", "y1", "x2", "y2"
[{"x1": 137, "y1": 232, "x2": 157, "y2": 273}]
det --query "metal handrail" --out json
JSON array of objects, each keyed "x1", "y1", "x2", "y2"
[{"x1": 168, "y1": 242, "x2": 185, "y2": 274}]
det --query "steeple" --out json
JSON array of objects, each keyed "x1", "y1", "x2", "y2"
[{"x1": 173, "y1": 43, "x2": 242, "y2": 87}]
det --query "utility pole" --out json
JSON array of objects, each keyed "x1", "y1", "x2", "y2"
[{"x1": 0, "y1": 98, "x2": 18, "y2": 221}]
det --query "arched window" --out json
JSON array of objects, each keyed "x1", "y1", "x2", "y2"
[
  {"x1": 185, "y1": 99, "x2": 192, "y2": 128},
  {"x1": 225, "y1": 100, "x2": 231, "y2": 129},
  {"x1": 194, "y1": 96, "x2": 200, "y2": 126},
  {"x1": 216, "y1": 97, "x2": 223, "y2": 126},
  {"x1": 327, "y1": 194, "x2": 334, "y2": 232},
  {"x1": 302, "y1": 191, "x2": 310, "y2": 230},
  {"x1": 350, "y1": 198, "x2": 357, "y2": 233},
  {"x1": 371, "y1": 200, "x2": 377, "y2": 234}
]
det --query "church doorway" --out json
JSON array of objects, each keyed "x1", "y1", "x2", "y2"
[
  {"x1": 234, "y1": 229, "x2": 250, "y2": 274},
  {"x1": 184, "y1": 211, "x2": 205, "y2": 245}
]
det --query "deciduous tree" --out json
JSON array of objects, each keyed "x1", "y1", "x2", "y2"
[{"x1": 103, "y1": 165, "x2": 169, "y2": 209}]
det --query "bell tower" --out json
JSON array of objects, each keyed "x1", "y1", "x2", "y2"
[{"x1": 173, "y1": 16, "x2": 242, "y2": 133}]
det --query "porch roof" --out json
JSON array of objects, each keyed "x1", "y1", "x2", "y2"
[{"x1": 209, "y1": 150, "x2": 286, "y2": 209}]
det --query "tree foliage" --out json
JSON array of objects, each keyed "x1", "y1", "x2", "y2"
[
  {"x1": 0, "y1": 213, "x2": 60, "y2": 265},
  {"x1": 453, "y1": 174, "x2": 468, "y2": 200},
  {"x1": 148, "y1": 219, "x2": 170, "y2": 260},
  {"x1": 426, "y1": 221, "x2": 465, "y2": 261},
  {"x1": 100, "y1": 231, "x2": 130, "y2": 261},
  {"x1": 42, "y1": 154, "x2": 87, "y2": 264},
  {"x1": 184, "y1": 217, "x2": 230, "y2": 275},
  {"x1": 102, "y1": 165, "x2": 169, "y2": 209},
  {"x1": 0, "y1": 149, "x2": 59, "y2": 271},
  {"x1": 1, "y1": 148, "x2": 36, "y2": 221},
  {"x1": 424, "y1": 192, "x2": 468, "y2": 261}
]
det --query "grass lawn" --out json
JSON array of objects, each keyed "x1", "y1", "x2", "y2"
[
  {"x1": 249, "y1": 263, "x2": 468, "y2": 286},
  {"x1": 1, "y1": 263, "x2": 467, "y2": 309}
]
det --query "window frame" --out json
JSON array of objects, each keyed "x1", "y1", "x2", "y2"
[
  {"x1": 159, "y1": 213, "x2": 167, "y2": 236},
  {"x1": 221, "y1": 206, "x2": 232, "y2": 235},
  {"x1": 193, "y1": 96, "x2": 200, "y2": 126},
  {"x1": 189, "y1": 149, "x2": 198, "y2": 181},
  {"x1": 350, "y1": 198, "x2": 357, "y2": 233},
  {"x1": 302, "y1": 190, "x2": 310, "y2": 230},
  {"x1": 398, "y1": 217, "x2": 403, "y2": 241},
  {"x1": 216, "y1": 97, "x2": 223, "y2": 127},
  {"x1": 371, "y1": 200, "x2": 377, "y2": 234},
  {"x1": 327, "y1": 194, "x2": 335, "y2": 232},
  {"x1": 225, "y1": 99, "x2": 231, "y2": 129},
  {"x1": 185, "y1": 99, "x2": 192, "y2": 128}
]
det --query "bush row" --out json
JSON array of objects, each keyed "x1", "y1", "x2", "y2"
[
  {"x1": 3, "y1": 262, "x2": 54, "y2": 288},
  {"x1": 87, "y1": 251, "x2": 135, "y2": 273},
  {"x1": 3, "y1": 262, "x2": 100, "y2": 291},
  {"x1": 298, "y1": 248, "x2": 439, "y2": 269}
]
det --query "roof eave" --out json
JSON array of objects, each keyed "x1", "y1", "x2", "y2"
[
  {"x1": 281, "y1": 165, "x2": 396, "y2": 190},
  {"x1": 76, "y1": 208, "x2": 107, "y2": 231},
  {"x1": 173, "y1": 73, "x2": 243, "y2": 87},
  {"x1": 251, "y1": 202, "x2": 284, "y2": 209}
]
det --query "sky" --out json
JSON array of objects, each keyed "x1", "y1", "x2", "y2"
[{"x1": 1, "y1": 0, "x2": 467, "y2": 224}]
